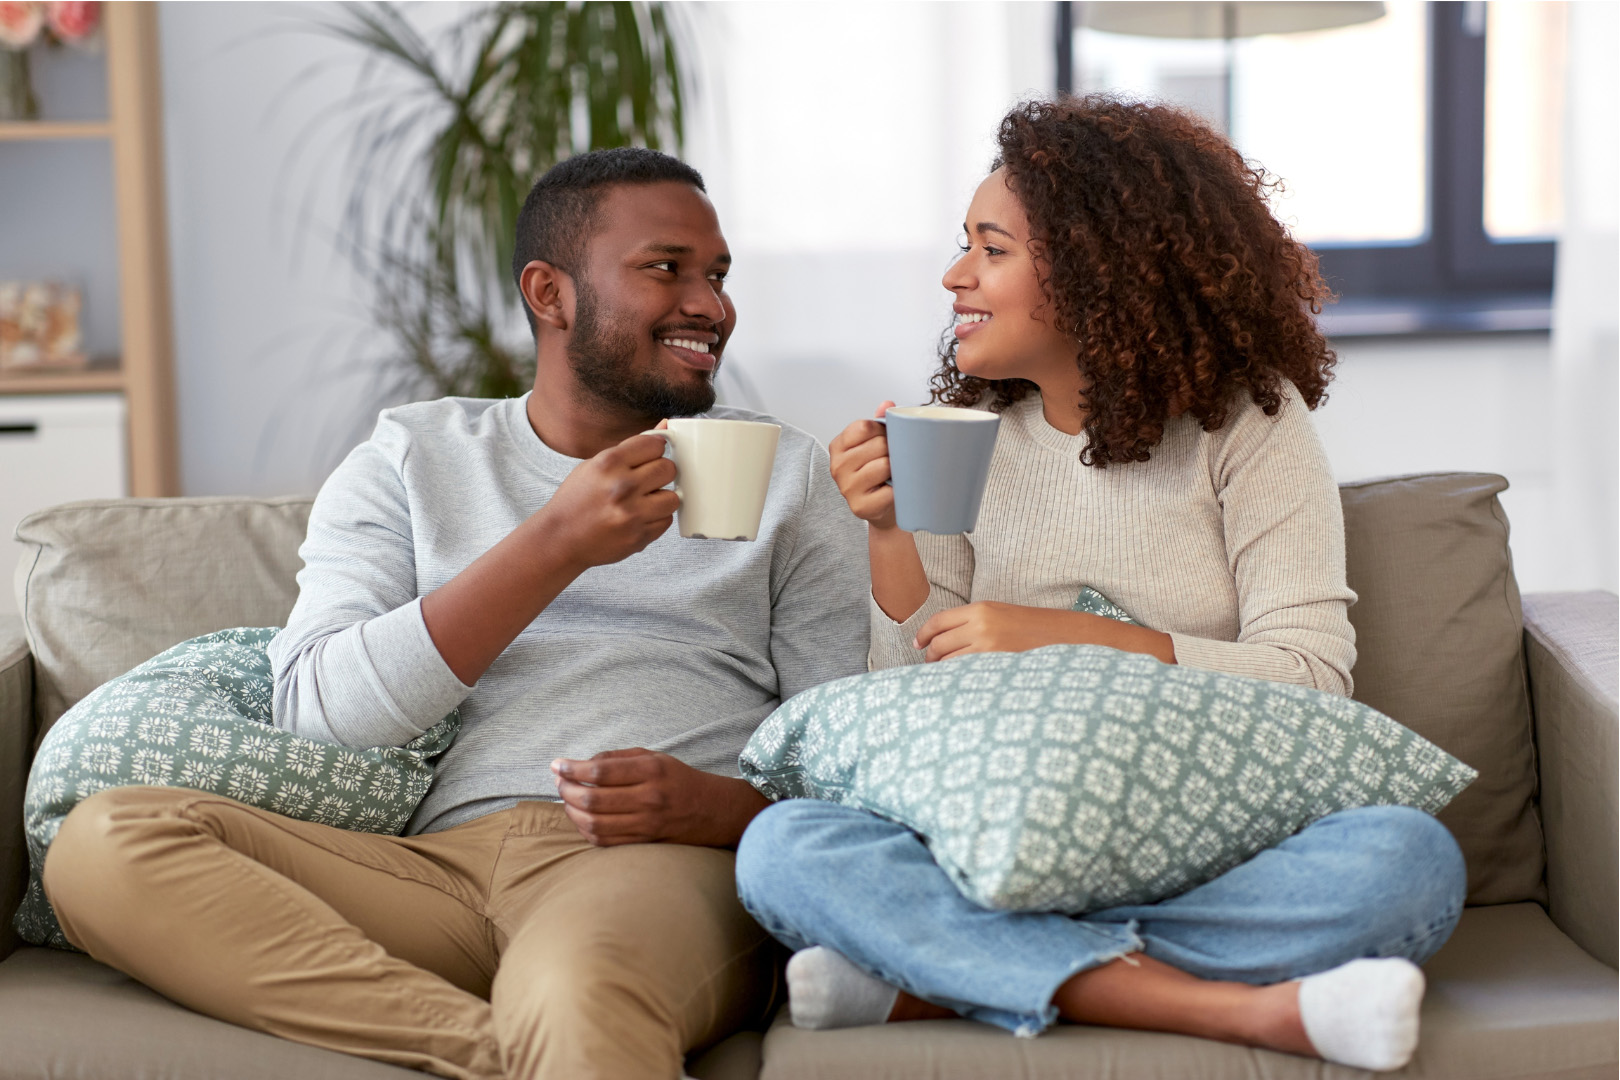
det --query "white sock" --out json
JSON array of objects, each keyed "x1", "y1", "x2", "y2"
[
  {"x1": 786, "y1": 947, "x2": 901, "y2": 1030},
  {"x1": 1297, "y1": 957, "x2": 1427, "y2": 1072}
]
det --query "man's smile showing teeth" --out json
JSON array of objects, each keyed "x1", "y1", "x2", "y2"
[{"x1": 659, "y1": 336, "x2": 719, "y2": 372}]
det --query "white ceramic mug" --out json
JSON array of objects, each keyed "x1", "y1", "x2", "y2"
[{"x1": 643, "y1": 418, "x2": 782, "y2": 541}]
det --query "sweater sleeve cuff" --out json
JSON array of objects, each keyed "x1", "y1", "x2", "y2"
[
  {"x1": 867, "y1": 589, "x2": 958, "y2": 670},
  {"x1": 325, "y1": 598, "x2": 474, "y2": 745}
]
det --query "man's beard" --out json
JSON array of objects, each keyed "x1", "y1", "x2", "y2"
[{"x1": 566, "y1": 279, "x2": 718, "y2": 418}]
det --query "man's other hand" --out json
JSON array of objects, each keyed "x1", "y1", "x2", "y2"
[
  {"x1": 540, "y1": 432, "x2": 680, "y2": 571},
  {"x1": 551, "y1": 749, "x2": 770, "y2": 848}
]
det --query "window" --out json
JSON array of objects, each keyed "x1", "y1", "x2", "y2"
[
  {"x1": 1058, "y1": 2, "x2": 1561, "y2": 316},
  {"x1": 1483, "y1": 1, "x2": 1566, "y2": 241}
]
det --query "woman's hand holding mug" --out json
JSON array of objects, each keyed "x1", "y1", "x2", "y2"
[
  {"x1": 829, "y1": 401, "x2": 898, "y2": 529},
  {"x1": 832, "y1": 401, "x2": 934, "y2": 625}
]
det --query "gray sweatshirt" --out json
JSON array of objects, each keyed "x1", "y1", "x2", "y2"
[{"x1": 268, "y1": 394, "x2": 870, "y2": 834}]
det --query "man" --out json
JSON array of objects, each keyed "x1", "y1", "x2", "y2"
[{"x1": 43, "y1": 148, "x2": 869, "y2": 1079}]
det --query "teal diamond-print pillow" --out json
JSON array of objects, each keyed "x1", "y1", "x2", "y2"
[
  {"x1": 15, "y1": 627, "x2": 457, "y2": 950},
  {"x1": 1072, "y1": 585, "x2": 1138, "y2": 624},
  {"x1": 739, "y1": 644, "x2": 1477, "y2": 915}
]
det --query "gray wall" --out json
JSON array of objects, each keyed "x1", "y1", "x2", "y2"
[{"x1": 160, "y1": 2, "x2": 390, "y2": 496}]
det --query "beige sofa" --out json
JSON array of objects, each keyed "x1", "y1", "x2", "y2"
[{"x1": 1, "y1": 472, "x2": 1615, "y2": 1080}]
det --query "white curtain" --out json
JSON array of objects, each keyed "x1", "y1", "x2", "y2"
[{"x1": 1549, "y1": 0, "x2": 1619, "y2": 593}]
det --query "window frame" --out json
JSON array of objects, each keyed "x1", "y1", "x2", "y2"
[{"x1": 1055, "y1": 1, "x2": 1557, "y2": 305}]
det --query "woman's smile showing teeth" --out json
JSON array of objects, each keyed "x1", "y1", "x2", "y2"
[{"x1": 953, "y1": 309, "x2": 992, "y2": 339}]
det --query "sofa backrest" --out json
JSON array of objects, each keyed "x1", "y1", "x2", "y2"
[
  {"x1": 14, "y1": 496, "x2": 313, "y2": 740},
  {"x1": 11, "y1": 475, "x2": 1543, "y2": 906}
]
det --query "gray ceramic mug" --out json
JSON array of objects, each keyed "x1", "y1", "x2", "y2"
[{"x1": 877, "y1": 405, "x2": 1001, "y2": 534}]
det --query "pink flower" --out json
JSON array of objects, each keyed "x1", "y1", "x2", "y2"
[
  {"x1": 0, "y1": 2, "x2": 44, "y2": 49},
  {"x1": 45, "y1": 1, "x2": 97, "y2": 46}
]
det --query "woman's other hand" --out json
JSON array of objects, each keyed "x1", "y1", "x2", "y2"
[
  {"x1": 829, "y1": 402, "x2": 898, "y2": 530},
  {"x1": 915, "y1": 602, "x2": 1177, "y2": 664}
]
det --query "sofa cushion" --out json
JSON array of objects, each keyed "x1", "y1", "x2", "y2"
[
  {"x1": 3, "y1": 909, "x2": 1609, "y2": 1080},
  {"x1": 0, "y1": 946, "x2": 765, "y2": 1080},
  {"x1": 0, "y1": 945, "x2": 423, "y2": 1079},
  {"x1": 756, "y1": 902, "x2": 1618, "y2": 1080},
  {"x1": 13, "y1": 496, "x2": 313, "y2": 739},
  {"x1": 1340, "y1": 473, "x2": 1544, "y2": 905},
  {"x1": 741, "y1": 644, "x2": 1476, "y2": 914}
]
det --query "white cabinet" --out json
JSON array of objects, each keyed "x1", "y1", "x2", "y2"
[{"x1": 1, "y1": 392, "x2": 127, "y2": 614}]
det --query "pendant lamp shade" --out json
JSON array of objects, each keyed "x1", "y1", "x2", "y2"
[{"x1": 1079, "y1": 2, "x2": 1386, "y2": 40}]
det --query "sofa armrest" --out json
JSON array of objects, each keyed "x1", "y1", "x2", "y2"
[
  {"x1": 0, "y1": 615, "x2": 32, "y2": 963},
  {"x1": 1522, "y1": 591, "x2": 1618, "y2": 969}
]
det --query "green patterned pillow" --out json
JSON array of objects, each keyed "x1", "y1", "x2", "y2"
[
  {"x1": 1072, "y1": 585, "x2": 1138, "y2": 624},
  {"x1": 739, "y1": 645, "x2": 1477, "y2": 915},
  {"x1": 15, "y1": 627, "x2": 457, "y2": 950}
]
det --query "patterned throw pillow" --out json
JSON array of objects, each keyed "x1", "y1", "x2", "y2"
[
  {"x1": 1072, "y1": 585, "x2": 1138, "y2": 624},
  {"x1": 739, "y1": 645, "x2": 1477, "y2": 915},
  {"x1": 15, "y1": 628, "x2": 457, "y2": 950}
]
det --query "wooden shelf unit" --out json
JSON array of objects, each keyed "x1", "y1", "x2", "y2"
[{"x1": 0, "y1": 3, "x2": 178, "y2": 495}]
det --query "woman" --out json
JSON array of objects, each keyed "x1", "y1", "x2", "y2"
[{"x1": 734, "y1": 96, "x2": 1466, "y2": 1072}]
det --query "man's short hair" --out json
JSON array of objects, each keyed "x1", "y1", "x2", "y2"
[{"x1": 511, "y1": 148, "x2": 707, "y2": 332}]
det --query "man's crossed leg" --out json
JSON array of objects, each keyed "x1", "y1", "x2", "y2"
[{"x1": 44, "y1": 786, "x2": 779, "y2": 1080}]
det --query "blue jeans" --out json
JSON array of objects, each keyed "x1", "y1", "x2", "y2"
[{"x1": 736, "y1": 801, "x2": 1466, "y2": 1036}]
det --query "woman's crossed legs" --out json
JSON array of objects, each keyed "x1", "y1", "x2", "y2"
[{"x1": 735, "y1": 800, "x2": 1465, "y2": 1069}]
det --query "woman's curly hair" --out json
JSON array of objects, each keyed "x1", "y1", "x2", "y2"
[{"x1": 931, "y1": 95, "x2": 1337, "y2": 466}]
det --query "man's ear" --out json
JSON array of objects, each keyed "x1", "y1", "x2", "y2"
[{"x1": 519, "y1": 260, "x2": 572, "y2": 332}]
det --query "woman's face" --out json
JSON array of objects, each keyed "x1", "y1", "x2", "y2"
[{"x1": 942, "y1": 168, "x2": 1077, "y2": 387}]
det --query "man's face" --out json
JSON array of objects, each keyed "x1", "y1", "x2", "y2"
[{"x1": 566, "y1": 182, "x2": 736, "y2": 419}]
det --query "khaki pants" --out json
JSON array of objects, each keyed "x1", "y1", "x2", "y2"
[{"x1": 43, "y1": 786, "x2": 780, "y2": 1080}]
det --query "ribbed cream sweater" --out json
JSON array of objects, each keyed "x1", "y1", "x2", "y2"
[{"x1": 869, "y1": 384, "x2": 1358, "y2": 695}]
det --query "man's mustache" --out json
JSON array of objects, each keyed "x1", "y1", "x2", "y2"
[{"x1": 652, "y1": 322, "x2": 723, "y2": 342}]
